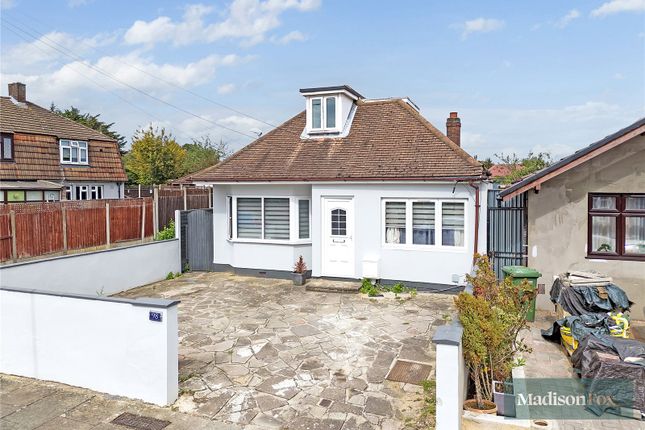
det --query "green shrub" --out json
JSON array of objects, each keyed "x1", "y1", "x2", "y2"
[{"x1": 155, "y1": 220, "x2": 175, "y2": 241}]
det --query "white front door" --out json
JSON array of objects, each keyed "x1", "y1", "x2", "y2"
[{"x1": 322, "y1": 197, "x2": 355, "y2": 278}]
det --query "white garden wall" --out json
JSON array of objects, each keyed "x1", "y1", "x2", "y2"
[
  {"x1": 0, "y1": 239, "x2": 180, "y2": 296},
  {"x1": 0, "y1": 287, "x2": 179, "y2": 405}
]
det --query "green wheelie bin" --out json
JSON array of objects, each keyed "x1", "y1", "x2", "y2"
[{"x1": 502, "y1": 266, "x2": 542, "y2": 322}]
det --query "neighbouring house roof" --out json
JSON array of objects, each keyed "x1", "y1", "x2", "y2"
[
  {"x1": 488, "y1": 164, "x2": 520, "y2": 178},
  {"x1": 499, "y1": 117, "x2": 645, "y2": 200},
  {"x1": 0, "y1": 180, "x2": 63, "y2": 190},
  {"x1": 190, "y1": 98, "x2": 484, "y2": 183},
  {"x1": 0, "y1": 97, "x2": 117, "y2": 141},
  {"x1": 0, "y1": 97, "x2": 127, "y2": 183}
]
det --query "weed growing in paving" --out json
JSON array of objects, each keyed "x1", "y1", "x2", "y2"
[{"x1": 360, "y1": 279, "x2": 417, "y2": 298}]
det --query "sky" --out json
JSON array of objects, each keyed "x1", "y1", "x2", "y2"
[{"x1": 1, "y1": 0, "x2": 644, "y2": 161}]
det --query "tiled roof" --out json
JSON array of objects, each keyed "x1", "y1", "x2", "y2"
[
  {"x1": 0, "y1": 97, "x2": 127, "y2": 183},
  {"x1": 191, "y1": 99, "x2": 484, "y2": 182},
  {"x1": 0, "y1": 97, "x2": 117, "y2": 141},
  {"x1": 488, "y1": 164, "x2": 520, "y2": 178}
]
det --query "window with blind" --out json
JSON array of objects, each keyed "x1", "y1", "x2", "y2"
[
  {"x1": 385, "y1": 201, "x2": 406, "y2": 244},
  {"x1": 237, "y1": 198, "x2": 262, "y2": 239},
  {"x1": 383, "y1": 199, "x2": 465, "y2": 248},
  {"x1": 588, "y1": 194, "x2": 645, "y2": 260},
  {"x1": 413, "y1": 202, "x2": 435, "y2": 245},
  {"x1": 232, "y1": 197, "x2": 311, "y2": 242},
  {"x1": 299, "y1": 199, "x2": 310, "y2": 239},
  {"x1": 442, "y1": 202, "x2": 465, "y2": 247},
  {"x1": 264, "y1": 198, "x2": 290, "y2": 240}
]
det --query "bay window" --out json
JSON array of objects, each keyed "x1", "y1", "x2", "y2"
[
  {"x1": 588, "y1": 193, "x2": 645, "y2": 260},
  {"x1": 384, "y1": 199, "x2": 466, "y2": 249},
  {"x1": 231, "y1": 196, "x2": 310, "y2": 242}
]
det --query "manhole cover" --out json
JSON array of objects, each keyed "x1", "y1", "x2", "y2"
[
  {"x1": 386, "y1": 360, "x2": 433, "y2": 385},
  {"x1": 111, "y1": 412, "x2": 171, "y2": 430}
]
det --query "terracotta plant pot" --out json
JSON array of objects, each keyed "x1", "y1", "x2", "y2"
[{"x1": 463, "y1": 398, "x2": 498, "y2": 414}]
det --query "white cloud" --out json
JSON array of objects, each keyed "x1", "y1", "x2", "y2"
[
  {"x1": 1, "y1": 0, "x2": 15, "y2": 9},
  {"x1": 2, "y1": 31, "x2": 116, "y2": 71},
  {"x1": 124, "y1": 0, "x2": 320, "y2": 47},
  {"x1": 0, "y1": 52, "x2": 248, "y2": 105},
  {"x1": 591, "y1": 0, "x2": 645, "y2": 17},
  {"x1": 271, "y1": 30, "x2": 306, "y2": 44},
  {"x1": 455, "y1": 18, "x2": 505, "y2": 39},
  {"x1": 613, "y1": 72, "x2": 625, "y2": 79},
  {"x1": 217, "y1": 83, "x2": 236, "y2": 94},
  {"x1": 555, "y1": 9, "x2": 580, "y2": 28}
]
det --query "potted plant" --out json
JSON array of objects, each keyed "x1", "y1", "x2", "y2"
[
  {"x1": 293, "y1": 256, "x2": 308, "y2": 286},
  {"x1": 456, "y1": 255, "x2": 535, "y2": 415}
]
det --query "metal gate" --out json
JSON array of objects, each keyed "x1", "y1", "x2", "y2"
[
  {"x1": 487, "y1": 188, "x2": 527, "y2": 279},
  {"x1": 180, "y1": 209, "x2": 213, "y2": 271}
]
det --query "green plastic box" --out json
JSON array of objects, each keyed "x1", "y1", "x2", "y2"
[{"x1": 502, "y1": 265, "x2": 542, "y2": 322}]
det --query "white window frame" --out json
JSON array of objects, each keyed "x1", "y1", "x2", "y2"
[
  {"x1": 60, "y1": 139, "x2": 89, "y2": 165},
  {"x1": 381, "y1": 198, "x2": 467, "y2": 251},
  {"x1": 310, "y1": 96, "x2": 338, "y2": 131},
  {"x1": 229, "y1": 196, "x2": 312, "y2": 244},
  {"x1": 90, "y1": 185, "x2": 103, "y2": 200}
]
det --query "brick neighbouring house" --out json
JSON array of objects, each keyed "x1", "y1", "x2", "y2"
[{"x1": 0, "y1": 82, "x2": 127, "y2": 203}]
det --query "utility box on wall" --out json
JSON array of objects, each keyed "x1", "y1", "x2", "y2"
[{"x1": 362, "y1": 258, "x2": 380, "y2": 279}]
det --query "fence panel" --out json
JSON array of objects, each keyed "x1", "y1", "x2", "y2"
[
  {"x1": 0, "y1": 213, "x2": 11, "y2": 260},
  {"x1": 66, "y1": 202, "x2": 107, "y2": 250},
  {"x1": 110, "y1": 201, "x2": 142, "y2": 242},
  {"x1": 0, "y1": 198, "x2": 153, "y2": 263}
]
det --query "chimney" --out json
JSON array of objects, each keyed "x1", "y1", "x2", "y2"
[
  {"x1": 8, "y1": 82, "x2": 26, "y2": 103},
  {"x1": 446, "y1": 111, "x2": 461, "y2": 147}
]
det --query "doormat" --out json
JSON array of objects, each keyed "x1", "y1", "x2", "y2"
[
  {"x1": 385, "y1": 360, "x2": 433, "y2": 385},
  {"x1": 111, "y1": 412, "x2": 171, "y2": 430}
]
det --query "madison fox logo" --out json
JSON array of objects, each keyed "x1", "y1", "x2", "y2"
[{"x1": 516, "y1": 391, "x2": 617, "y2": 407}]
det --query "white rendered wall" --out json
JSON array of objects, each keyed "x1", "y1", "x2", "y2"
[
  {"x1": 0, "y1": 288, "x2": 178, "y2": 406},
  {"x1": 311, "y1": 183, "x2": 488, "y2": 284},
  {"x1": 0, "y1": 239, "x2": 180, "y2": 296},
  {"x1": 212, "y1": 184, "x2": 313, "y2": 272}
]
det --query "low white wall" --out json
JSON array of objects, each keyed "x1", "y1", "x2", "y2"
[
  {"x1": 0, "y1": 287, "x2": 178, "y2": 405},
  {"x1": 0, "y1": 239, "x2": 180, "y2": 296}
]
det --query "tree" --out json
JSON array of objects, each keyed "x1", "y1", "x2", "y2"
[
  {"x1": 50, "y1": 104, "x2": 126, "y2": 151},
  {"x1": 123, "y1": 127, "x2": 186, "y2": 185},
  {"x1": 182, "y1": 135, "x2": 230, "y2": 175},
  {"x1": 493, "y1": 151, "x2": 552, "y2": 184}
]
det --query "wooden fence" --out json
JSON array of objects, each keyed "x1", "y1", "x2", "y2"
[
  {"x1": 0, "y1": 198, "x2": 153, "y2": 263},
  {"x1": 125, "y1": 186, "x2": 212, "y2": 231}
]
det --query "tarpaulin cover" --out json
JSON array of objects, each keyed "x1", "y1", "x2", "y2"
[
  {"x1": 541, "y1": 314, "x2": 611, "y2": 343},
  {"x1": 571, "y1": 334, "x2": 645, "y2": 415},
  {"x1": 549, "y1": 278, "x2": 632, "y2": 315}
]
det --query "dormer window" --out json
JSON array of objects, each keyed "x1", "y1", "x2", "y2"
[
  {"x1": 311, "y1": 96, "x2": 336, "y2": 130},
  {"x1": 60, "y1": 139, "x2": 88, "y2": 165},
  {"x1": 300, "y1": 85, "x2": 363, "y2": 137}
]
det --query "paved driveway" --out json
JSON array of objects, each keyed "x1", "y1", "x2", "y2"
[{"x1": 121, "y1": 272, "x2": 454, "y2": 429}]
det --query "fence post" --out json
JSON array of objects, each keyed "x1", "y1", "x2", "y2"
[
  {"x1": 432, "y1": 322, "x2": 465, "y2": 430},
  {"x1": 138, "y1": 184, "x2": 141, "y2": 198},
  {"x1": 105, "y1": 202, "x2": 111, "y2": 247},
  {"x1": 153, "y1": 186, "x2": 159, "y2": 236},
  {"x1": 208, "y1": 187, "x2": 212, "y2": 208},
  {"x1": 183, "y1": 187, "x2": 187, "y2": 211},
  {"x1": 9, "y1": 210, "x2": 17, "y2": 262},
  {"x1": 62, "y1": 206, "x2": 68, "y2": 254},
  {"x1": 141, "y1": 200, "x2": 146, "y2": 241}
]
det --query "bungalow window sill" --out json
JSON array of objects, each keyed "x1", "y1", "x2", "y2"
[
  {"x1": 227, "y1": 238, "x2": 312, "y2": 246},
  {"x1": 586, "y1": 254, "x2": 645, "y2": 262}
]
